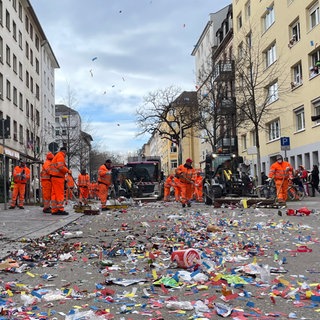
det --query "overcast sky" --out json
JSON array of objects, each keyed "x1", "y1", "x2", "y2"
[{"x1": 31, "y1": 0, "x2": 230, "y2": 156}]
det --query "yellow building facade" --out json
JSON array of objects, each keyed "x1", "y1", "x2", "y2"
[{"x1": 233, "y1": 0, "x2": 320, "y2": 174}]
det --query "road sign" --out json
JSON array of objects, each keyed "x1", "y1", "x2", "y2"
[{"x1": 280, "y1": 137, "x2": 290, "y2": 150}]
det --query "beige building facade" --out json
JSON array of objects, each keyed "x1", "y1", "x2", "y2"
[{"x1": 233, "y1": 0, "x2": 320, "y2": 175}]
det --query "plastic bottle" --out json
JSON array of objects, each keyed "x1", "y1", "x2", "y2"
[
  {"x1": 63, "y1": 231, "x2": 83, "y2": 238},
  {"x1": 165, "y1": 301, "x2": 194, "y2": 310}
]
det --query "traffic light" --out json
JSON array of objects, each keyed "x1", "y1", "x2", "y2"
[{"x1": 0, "y1": 119, "x2": 10, "y2": 139}]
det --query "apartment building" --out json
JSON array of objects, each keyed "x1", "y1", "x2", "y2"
[
  {"x1": 55, "y1": 104, "x2": 92, "y2": 177},
  {"x1": 233, "y1": 0, "x2": 320, "y2": 175},
  {"x1": 192, "y1": 5, "x2": 236, "y2": 168},
  {"x1": 0, "y1": 0, "x2": 59, "y2": 182}
]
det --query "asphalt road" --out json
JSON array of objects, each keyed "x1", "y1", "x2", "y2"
[{"x1": 0, "y1": 196, "x2": 320, "y2": 319}]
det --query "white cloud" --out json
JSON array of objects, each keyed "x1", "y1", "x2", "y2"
[{"x1": 31, "y1": 0, "x2": 231, "y2": 153}]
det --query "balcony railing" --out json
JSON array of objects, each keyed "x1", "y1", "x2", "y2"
[{"x1": 212, "y1": 60, "x2": 235, "y2": 82}]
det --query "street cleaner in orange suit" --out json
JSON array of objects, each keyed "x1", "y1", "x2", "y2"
[
  {"x1": 98, "y1": 159, "x2": 113, "y2": 211},
  {"x1": 78, "y1": 169, "x2": 90, "y2": 205},
  {"x1": 163, "y1": 174, "x2": 175, "y2": 201},
  {"x1": 269, "y1": 154, "x2": 294, "y2": 205},
  {"x1": 40, "y1": 152, "x2": 54, "y2": 213},
  {"x1": 49, "y1": 146, "x2": 70, "y2": 215},
  {"x1": 9, "y1": 160, "x2": 30, "y2": 209},
  {"x1": 175, "y1": 158, "x2": 196, "y2": 208}
]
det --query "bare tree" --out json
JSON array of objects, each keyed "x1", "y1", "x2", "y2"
[
  {"x1": 234, "y1": 26, "x2": 290, "y2": 184},
  {"x1": 136, "y1": 86, "x2": 200, "y2": 163}
]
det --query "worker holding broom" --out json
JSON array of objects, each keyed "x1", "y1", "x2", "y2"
[
  {"x1": 175, "y1": 158, "x2": 196, "y2": 208},
  {"x1": 78, "y1": 169, "x2": 90, "y2": 205},
  {"x1": 269, "y1": 154, "x2": 294, "y2": 205},
  {"x1": 98, "y1": 159, "x2": 113, "y2": 211},
  {"x1": 40, "y1": 152, "x2": 54, "y2": 213}
]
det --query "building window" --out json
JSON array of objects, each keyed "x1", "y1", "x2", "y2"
[
  {"x1": 35, "y1": 34, "x2": 39, "y2": 50},
  {"x1": 13, "y1": 120, "x2": 17, "y2": 141},
  {"x1": 268, "y1": 119, "x2": 280, "y2": 141},
  {"x1": 246, "y1": 31, "x2": 252, "y2": 48},
  {"x1": 267, "y1": 82, "x2": 278, "y2": 104},
  {"x1": 295, "y1": 107, "x2": 305, "y2": 131},
  {"x1": 245, "y1": 1, "x2": 251, "y2": 20},
  {"x1": 25, "y1": 41, "x2": 29, "y2": 59},
  {"x1": 289, "y1": 19, "x2": 300, "y2": 47},
  {"x1": 13, "y1": 54, "x2": 17, "y2": 73},
  {"x1": 13, "y1": 87, "x2": 17, "y2": 105},
  {"x1": 238, "y1": 41, "x2": 244, "y2": 59},
  {"x1": 55, "y1": 129, "x2": 60, "y2": 136},
  {"x1": 171, "y1": 160, "x2": 178, "y2": 170},
  {"x1": 19, "y1": 62, "x2": 22, "y2": 79},
  {"x1": 6, "y1": 80, "x2": 11, "y2": 100},
  {"x1": 309, "y1": 2, "x2": 319, "y2": 29},
  {"x1": 0, "y1": 73, "x2": 3, "y2": 100},
  {"x1": 18, "y1": 31, "x2": 22, "y2": 48},
  {"x1": 12, "y1": 20, "x2": 16, "y2": 40},
  {"x1": 6, "y1": 45, "x2": 10, "y2": 66},
  {"x1": 36, "y1": 110, "x2": 40, "y2": 126},
  {"x1": 312, "y1": 98, "x2": 320, "y2": 125},
  {"x1": 170, "y1": 143, "x2": 177, "y2": 153},
  {"x1": 237, "y1": 12, "x2": 242, "y2": 29},
  {"x1": 310, "y1": 48, "x2": 320, "y2": 77},
  {"x1": 251, "y1": 130, "x2": 257, "y2": 147},
  {"x1": 19, "y1": 92, "x2": 23, "y2": 110},
  {"x1": 5, "y1": 10, "x2": 10, "y2": 30},
  {"x1": 241, "y1": 134, "x2": 247, "y2": 150},
  {"x1": 35, "y1": 59, "x2": 39, "y2": 74},
  {"x1": 0, "y1": 1, "x2": 3, "y2": 26},
  {"x1": 291, "y1": 62, "x2": 302, "y2": 87},
  {"x1": 26, "y1": 99, "x2": 29, "y2": 117},
  {"x1": 265, "y1": 43, "x2": 276, "y2": 67},
  {"x1": 19, "y1": 124, "x2": 23, "y2": 144},
  {"x1": 0, "y1": 36, "x2": 3, "y2": 63},
  {"x1": 18, "y1": 2, "x2": 22, "y2": 21},
  {"x1": 263, "y1": 6, "x2": 275, "y2": 31}
]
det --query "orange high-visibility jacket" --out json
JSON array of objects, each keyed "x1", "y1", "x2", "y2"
[
  {"x1": 13, "y1": 165, "x2": 30, "y2": 184},
  {"x1": 49, "y1": 151, "x2": 69, "y2": 178},
  {"x1": 269, "y1": 161, "x2": 293, "y2": 180},
  {"x1": 66, "y1": 174, "x2": 75, "y2": 188},
  {"x1": 78, "y1": 173, "x2": 90, "y2": 187},
  {"x1": 40, "y1": 159, "x2": 52, "y2": 181},
  {"x1": 98, "y1": 164, "x2": 112, "y2": 185},
  {"x1": 175, "y1": 164, "x2": 196, "y2": 184}
]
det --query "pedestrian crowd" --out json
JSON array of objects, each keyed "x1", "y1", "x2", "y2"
[{"x1": 9, "y1": 147, "x2": 114, "y2": 215}]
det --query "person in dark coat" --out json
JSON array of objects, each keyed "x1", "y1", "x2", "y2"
[{"x1": 310, "y1": 165, "x2": 319, "y2": 197}]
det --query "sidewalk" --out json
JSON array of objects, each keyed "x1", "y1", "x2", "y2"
[{"x1": 0, "y1": 202, "x2": 82, "y2": 259}]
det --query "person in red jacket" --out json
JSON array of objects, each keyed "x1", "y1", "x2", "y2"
[
  {"x1": 9, "y1": 160, "x2": 30, "y2": 209},
  {"x1": 175, "y1": 158, "x2": 196, "y2": 207},
  {"x1": 269, "y1": 154, "x2": 294, "y2": 204},
  {"x1": 40, "y1": 152, "x2": 54, "y2": 213},
  {"x1": 49, "y1": 147, "x2": 70, "y2": 215},
  {"x1": 98, "y1": 159, "x2": 113, "y2": 211},
  {"x1": 78, "y1": 169, "x2": 90, "y2": 205}
]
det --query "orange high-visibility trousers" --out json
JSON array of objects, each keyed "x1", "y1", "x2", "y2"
[
  {"x1": 11, "y1": 183, "x2": 26, "y2": 207},
  {"x1": 41, "y1": 179, "x2": 52, "y2": 209},
  {"x1": 180, "y1": 182, "x2": 193, "y2": 205},
  {"x1": 275, "y1": 178, "x2": 289, "y2": 202},
  {"x1": 51, "y1": 176, "x2": 65, "y2": 213},
  {"x1": 98, "y1": 183, "x2": 110, "y2": 209}
]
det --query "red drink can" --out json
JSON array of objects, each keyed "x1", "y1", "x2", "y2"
[{"x1": 171, "y1": 249, "x2": 201, "y2": 268}]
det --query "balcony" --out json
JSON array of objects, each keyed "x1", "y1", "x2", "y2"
[{"x1": 212, "y1": 60, "x2": 235, "y2": 82}]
